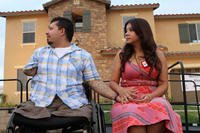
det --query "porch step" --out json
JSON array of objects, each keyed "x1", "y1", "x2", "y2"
[{"x1": 183, "y1": 125, "x2": 200, "y2": 133}]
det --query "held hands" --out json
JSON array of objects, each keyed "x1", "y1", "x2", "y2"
[
  {"x1": 132, "y1": 94, "x2": 153, "y2": 103},
  {"x1": 117, "y1": 87, "x2": 138, "y2": 104},
  {"x1": 115, "y1": 87, "x2": 153, "y2": 104}
]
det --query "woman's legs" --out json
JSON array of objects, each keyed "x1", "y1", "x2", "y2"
[
  {"x1": 127, "y1": 121, "x2": 166, "y2": 133},
  {"x1": 128, "y1": 126, "x2": 146, "y2": 133},
  {"x1": 147, "y1": 121, "x2": 165, "y2": 133}
]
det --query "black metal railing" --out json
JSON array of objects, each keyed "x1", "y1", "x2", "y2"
[
  {"x1": 168, "y1": 61, "x2": 189, "y2": 132},
  {"x1": 25, "y1": 78, "x2": 32, "y2": 101},
  {"x1": 168, "y1": 79, "x2": 200, "y2": 124},
  {"x1": 0, "y1": 78, "x2": 23, "y2": 112},
  {"x1": 0, "y1": 79, "x2": 23, "y2": 103}
]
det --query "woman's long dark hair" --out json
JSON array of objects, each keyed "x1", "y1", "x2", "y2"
[{"x1": 119, "y1": 18, "x2": 161, "y2": 77}]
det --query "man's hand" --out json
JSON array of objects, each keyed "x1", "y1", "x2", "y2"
[{"x1": 117, "y1": 87, "x2": 138, "y2": 104}]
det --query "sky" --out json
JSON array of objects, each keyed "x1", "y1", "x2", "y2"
[{"x1": 0, "y1": 0, "x2": 200, "y2": 85}]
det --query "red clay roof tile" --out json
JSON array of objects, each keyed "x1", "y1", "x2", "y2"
[
  {"x1": 110, "y1": 3, "x2": 159, "y2": 10},
  {"x1": 0, "y1": 10, "x2": 46, "y2": 17}
]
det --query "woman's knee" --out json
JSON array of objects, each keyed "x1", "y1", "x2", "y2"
[
  {"x1": 128, "y1": 125, "x2": 146, "y2": 133},
  {"x1": 147, "y1": 121, "x2": 165, "y2": 133}
]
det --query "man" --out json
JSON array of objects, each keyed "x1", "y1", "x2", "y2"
[{"x1": 14, "y1": 17, "x2": 119, "y2": 132}]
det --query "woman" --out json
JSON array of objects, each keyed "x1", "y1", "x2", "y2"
[{"x1": 110, "y1": 18, "x2": 182, "y2": 133}]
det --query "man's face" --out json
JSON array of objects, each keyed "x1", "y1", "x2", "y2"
[{"x1": 46, "y1": 21, "x2": 60, "y2": 46}]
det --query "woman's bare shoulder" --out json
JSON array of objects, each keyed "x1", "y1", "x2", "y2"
[
  {"x1": 114, "y1": 50, "x2": 122, "y2": 60},
  {"x1": 156, "y1": 48, "x2": 166, "y2": 60}
]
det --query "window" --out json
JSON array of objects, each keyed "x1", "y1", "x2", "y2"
[
  {"x1": 22, "y1": 21, "x2": 36, "y2": 43},
  {"x1": 73, "y1": 11, "x2": 83, "y2": 32},
  {"x1": 63, "y1": 10, "x2": 91, "y2": 32},
  {"x1": 122, "y1": 16, "x2": 135, "y2": 28},
  {"x1": 178, "y1": 23, "x2": 200, "y2": 43}
]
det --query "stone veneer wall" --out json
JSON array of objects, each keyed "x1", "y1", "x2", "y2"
[{"x1": 47, "y1": 0, "x2": 113, "y2": 80}]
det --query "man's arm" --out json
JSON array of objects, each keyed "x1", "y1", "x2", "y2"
[
  {"x1": 88, "y1": 79, "x2": 118, "y2": 101},
  {"x1": 23, "y1": 67, "x2": 38, "y2": 76},
  {"x1": 23, "y1": 48, "x2": 40, "y2": 76}
]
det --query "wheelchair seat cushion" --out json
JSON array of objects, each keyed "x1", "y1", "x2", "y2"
[
  {"x1": 14, "y1": 98, "x2": 92, "y2": 120},
  {"x1": 13, "y1": 113, "x2": 90, "y2": 130}
]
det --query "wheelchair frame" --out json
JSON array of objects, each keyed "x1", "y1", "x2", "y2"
[{"x1": 5, "y1": 79, "x2": 106, "y2": 133}]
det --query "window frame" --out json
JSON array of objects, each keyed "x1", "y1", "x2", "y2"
[
  {"x1": 63, "y1": 10, "x2": 91, "y2": 32},
  {"x1": 179, "y1": 22, "x2": 200, "y2": 44},
  {"x1": 73, "y1": 12, "x2": 83, "y2": 32},
  {"x1": 21, "y1": 19, "x2": 36, "y2": 45},
  {"x1": 122, "y1": 16, "x2": 135, "y2": 28}
]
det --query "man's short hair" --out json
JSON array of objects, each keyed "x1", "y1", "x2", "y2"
[{"x1": 51, "y1": 17, "x2": 74, "y2": 42}]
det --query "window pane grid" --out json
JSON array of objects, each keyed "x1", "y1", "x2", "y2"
[
  {"x1": 23, "y1": 22, "x2": 35, "y2": 32},
  {"x1": 189, "y1": 24, "x2": 197, "y2": 43},
  {"x1": 23, "y1": 33, "x2": 35, "y2": 43},
  {"x1": 180, "y1": 23, "x2": 200, "y2": 43},
  {"x1": 122, "y1": 16, "x2": 135, "y2": 27},
  {"x1": 22, "y1": 21, "x2": 35, "y2": 43},
  {"x1": 196, "y1": 23, "x2": 200, "y2": 43}
]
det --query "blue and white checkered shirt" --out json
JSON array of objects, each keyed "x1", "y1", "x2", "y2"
[{"x1": 24, "y1": 44, "x2": 100, "y2": 109}]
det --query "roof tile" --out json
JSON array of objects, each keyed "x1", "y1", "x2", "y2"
[
  {"x1": 0, "y1": 10, "x2": 46, "y2": 17},
  {"x1": 110, "y1": 3, "x2": 159, "y2": 10},
  {"x1": 155, "y1": 13, "x2": 200, "y2": 19}
]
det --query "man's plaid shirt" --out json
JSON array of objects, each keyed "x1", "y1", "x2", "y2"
[{"x1": 24, "y1": 44, "x2": 100, "y2": 109}]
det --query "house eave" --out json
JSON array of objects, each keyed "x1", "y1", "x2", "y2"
[
  {"x1": 43, "y1": 0, "x2": 111, "y2": 12},
  {"x1": 110, "y1": 3, "x2": 159, "y2": 11},
  {"x1": 0, "y1": 10, "x2": 46, "y2": 17},
  {"x1": 155, "y1": 13, "x2": 200, "y2": 19}
]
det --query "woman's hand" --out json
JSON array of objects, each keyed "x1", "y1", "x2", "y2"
[
  {"x1": 118, "y1": 87, "x2": 138, "y2": 104},
  {"x1": 133, "y1": 94, "x2": 153, "y2": 103}
]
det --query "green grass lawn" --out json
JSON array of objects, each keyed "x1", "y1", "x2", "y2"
[
  {"x1": 0, "y1": 103, "x2": 17, "y2": 107},
  {"x1": 172, "y1": 105, "x2": 199, "y2": 124}
]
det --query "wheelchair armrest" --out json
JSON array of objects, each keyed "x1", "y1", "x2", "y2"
[{"x1": 91, "y1": 100, "x2": 106, "y2": 133}]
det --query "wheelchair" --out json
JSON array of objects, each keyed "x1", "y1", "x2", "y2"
[{"x1": 6, "y1": 79, "x2": 106, "y2": 133}]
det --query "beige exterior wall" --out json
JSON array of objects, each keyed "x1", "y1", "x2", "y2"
[
  {"x1": 168, "y1": 57, "x2": 200, "y2": 68},
  {"x1": 4, "y1": 14, "x2": 48, "y2": 104},
  {"x1": 155, "y1": 18, "x2": 200, "y2": 72},
  {"x1": 107, "y1": 8, "x2": 156, "y2": 48},
  {"x1": 155, "y1": 18, "x2": 200, "y2": 51}
]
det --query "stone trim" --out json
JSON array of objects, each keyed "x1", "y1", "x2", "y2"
[{"x1": 98, "y1": 47, "x2": 200, "y2": 58}]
